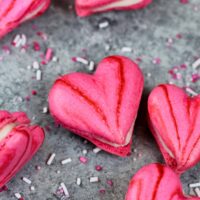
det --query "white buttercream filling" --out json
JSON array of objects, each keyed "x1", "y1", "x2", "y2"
[
  {"x1": 94, "y1": 0, "x2": 142, "y2": 11},
  {"x1": 0, "y1": 123, "x2": 16, "y2": 141}
]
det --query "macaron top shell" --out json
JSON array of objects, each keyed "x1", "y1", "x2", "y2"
[{"x1": 49, "y1": 55, "x2": 144, "y2": 156}]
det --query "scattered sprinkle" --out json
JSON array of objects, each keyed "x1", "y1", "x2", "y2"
[
  {"x1": 121, "y1": 47, "x2": 132, "y2": 52},
  {"x1": 192, "y1": 58, "x2": 200, "y2": 69},
  {"x1": 33, "y1": 61, "x2": 40, "y2": 69},
  {"x1": 60, "y1": 183, "x2": 70, "y2": 197},
  {"x1": 95, "y1": 165, "x2": 103, "y2": 171},
  {"x1": 88, "y1": 61, "x2": 95, "y2": 71},
  {"x1": 194, "y1": 187, "x2": 200, "y2": 197},
  {"x1": 93, "y1": 147, "x2": 101, "y2": 154},
  {"x1": 61, "y1": 158, "x2": 72, "y2": 165},
  {"x1": 75, "y1": 57, "x2": 89, "y2": 65},
  {"x1": 22, "y1": 177, "x2": 32, "y2": 185},
  {"x1": 79, "y1": 156, "x2": 88, "y2": 164},
  {"x1": 76, "y1": 178, "x2": 81, "y2": 186},
  {"x1": 189, "y1": 182, "x2": 200, "y2": 188},
  {"x1": 42, "y1": 106, "x2": 48, "y2": 114},
  {"x1": 14, "y1": 193, "x2": 22, "y2": 199},
  {"x1": 30, "y1": 186, "x2": 35, "y2": 191},
  {"x1": 82, "y1": 149, "x2": 88, "y2": 155},
  {"x1": 90, "y1": 176, "x2": 99, "y2": 183},
  {"x1": 99, "y1": 21, "x2": 109, "y2": 29},
  {"x1": 186, "y1": 87, "x2": 198, "y2": 96},
  {"x1": 47, "y1": 153, "x2": 56, "y2": 165},
  {"x1": 36, "y1": 70, "x2": 42, "y2": 81}
]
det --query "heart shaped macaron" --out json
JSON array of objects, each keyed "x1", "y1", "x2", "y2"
[
  {"x1": 125, "y1": 163, "x2": 200, "y2": 200},
  {"x1": 0, "y1": 110, "x2": 44, "y2": 188},
  {"x1": 0, "y1": 0, "x2": 50, "y2": 38},
  {"x1": 49, "y1": 55, "x2": 144, "y2": 157},
  {"x1": 75, "y1": 0, "x2": 152, "y2": 17},
  {"x1": 148, "y1": 84, "x2": 200, "y2": 173}
]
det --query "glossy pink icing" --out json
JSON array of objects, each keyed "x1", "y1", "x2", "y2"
[
  {"x1": 49, "y1": 55, "x2": 144, "y2": 157},
  {"x1": 75, "y1": 0, "x2": 152, "y2": 17},
  {"x1": 0, "y1": 0, "x2": 50, "y2": 38},
  {"x1": 0, "y1": 110, "x2": 45, "y2": 187},
  {"x1": 126, "y1": 163, "x2": 200, "y2": 200},
  {"x1": 148, "y1": 84, "x2": 200, "y2": 174}
]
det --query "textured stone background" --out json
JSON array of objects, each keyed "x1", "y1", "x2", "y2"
[{"x1": 0, "y1": 0, "x2": 200, "y2": 199}]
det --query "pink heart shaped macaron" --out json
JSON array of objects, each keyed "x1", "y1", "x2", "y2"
[
  {"x1": 0, "y1": 110, "x2": 45, "y2": 188},
  {"x1": 49, "y1": 55, "x2": 144, "y2": 157},
  {"x1": 75, "y1": 0, "x2": 152, "y2": 17},
  {"x1": 126, "y1": 163, "x2": 200, "y2": 200},
  {"x1": 0, "y1": 0, "x2": 50, "y2": 38},
  {"x1": 148, "y1": 84, "x2": 200, "y2": 174}
]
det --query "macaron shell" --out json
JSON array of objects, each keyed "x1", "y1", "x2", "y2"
[
  {"x1": 148, "y1": 84, "x2": 200, "y2": 173},
  {"x1": 49, "y1": 55, "x2": 144, "y2": 157},
  {"x1": 0, "y1": 111, "x2": 45, "y2": 187},
  {"x1": 125, "y1": 163, "x2": 200, "y2": 200},
  {"x1": 0, "y1": 0, "x2": 50, "y2": 38},
  {"x1": 75, "y1": 0, "x2": 152, "y2": 17}
]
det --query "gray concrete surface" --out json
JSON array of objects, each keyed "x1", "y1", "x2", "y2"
[{"x1": 0, "y1": 0, "x2": 200, "y2": 199}]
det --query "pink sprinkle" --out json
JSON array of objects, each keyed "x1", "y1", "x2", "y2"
[
  {"x1": 135, "y1": 58, "x2": 142, "y2": 63},
  {"x1": 79, "y1": 156, "x2": 88, "y2": 164},
  {"x1": 33, "y1": 42, "x2": 41, "y2": 51},
  {"x1": 180, "y1": 0, "x2": 189, "y2": 4},
  {"x1": 2, "y1": 45, "x2": 11, "y2": 54},
  {"x1": 106, "y1": 180, "x2": 113, "y2": 187},
  {"x1": 37, "y1": 31, "x2": 48, "y2": 40},
  {"x1": 45, "y1": 48, "x2": 53, "y2": 62},
  {"x1": 25, "y1": 96, "x2": 30, "y2": 101},
  {"x1": 71, "y1": 57, "x2": 77, "y2": 62},
  {"x1": 99, "y1": 189, "x2": 106, "y2": 194},
  {"x1": 95, "y1": 165, "x2": 103, "y2": 171},
  {"x1": 32, "y1": 90, "x2": 37, "y2": 95},
  {"x1": 152, "y1": 58, "x2": 161, "y2": 65},
  {"x1": 180, "y1": 64, "x2": 187, "y2": 69},
  {"x1": 41, "y1": 60, "x2": 47, "y2": 65},
  {"x1": 0, "y1": 185, "x2": 8, "y2": 192},
  {"x1": 19, "y1": 198, "x2": 25, "y2": 200},
  {"x1": 35, "y1": 165, "x2": 41, "y2": 170},
  {"x1": 191, "y1": 74, "x2": 200, "y2": 83},
  {"x1": 176, "y1": 33, "x2": 183, "y2": 39}
]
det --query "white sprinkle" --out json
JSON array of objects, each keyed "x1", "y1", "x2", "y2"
[
  {"x1": 14, "y1": 193, "x2": 22, "y2": 199},
  {"x1": 57, "y1": 170, "x2": 61, "y2": 174},
  {"x1": 186, "y1": 87, "x2": 198, "y2": 96},
  {"x1": 105, "y1": 44, "x2": 110, "y2": 51},
  {"x1": 30, "y1": 186, "x2": 35, "y2": 191},
  {"x1": 27, "y1": 65, "x2": 32, "y2": 70},
  {"x1": 76, "y1": 178, "x2": 81, "y2": 186},
  {"x1": 13, "y1": 34, "x2": 21, "y2": 44},
  {"x1": 60, "y1": 183, "x2": 70, "y2": 197},
  {"x1": 21, "y1": 34, "x2": 27, "y2": 46},
  {"x1": 189, "y1": 182, "x2": 200, "y2": 188},
  {"x1": 82, "y1": 149, "x2": 88, "y2": 155},
  {"x1": 99, "y1": 21, "x2": 109, "y2": 29},
  {"x1": 42, "y1": 106, "x2": 48, "y2": 113},
  {"x1": 192, "y1": 58, "x2": 200, "y2": 69},
  {"x1": 47, "y1": 153, "x2": 56, "y2": 165},
  {"x1": 133, "y1": 157, "x2": 137, "y2": 161},
  {"x1": 76, "y1": 57, "x2": 89, "y2": 65},
  {"x1": 61, "y1": 158, "x2": 72, "y2": 165},
  {"x1": 15, "y1": 39, "x2": 22, "y2": 48},
  {"x1": 93, "y1": 147, "x2": 101, "y2": 154},
  {"x1": 194, "y1": 187, "x2": 200, "y2": 197},
  {"x1": 90, "y1": 176, "x2": 99, "y2": 183},
  {"x1": 36, "y1": 70, "x2": 42, "y2": 81},
  {"x1": 88, "y1": 61, "x2": 95, "y2": 71},
  {"x1": 22, "y1": 177, "x2": 32, "y2": 185},
  {"x1": 52, "y1": 56, "x2": 58, "y2": 62},
  {"x1": 121, "y1": 47, "x2": 132, "y2": 52},
  {"x1": 33, "y1": 61, "x2": 40, "y2": 69}
]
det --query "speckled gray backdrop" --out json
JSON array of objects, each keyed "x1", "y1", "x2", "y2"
[{"x1": 0, "y1": 0, "x2": 200, "y2": 199}]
